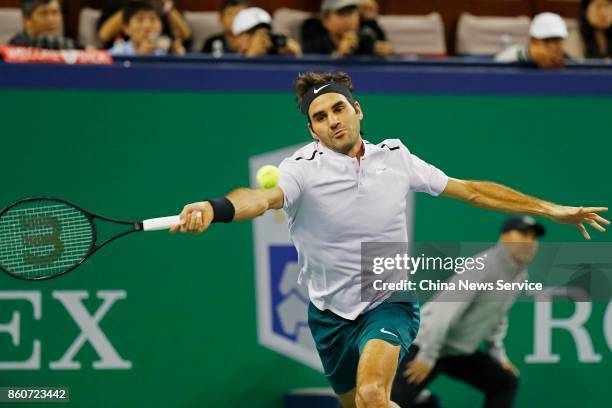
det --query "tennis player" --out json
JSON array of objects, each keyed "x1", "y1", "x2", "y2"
[{"x1": 170, "y1": 71, "x2": 608, "y2": 408}]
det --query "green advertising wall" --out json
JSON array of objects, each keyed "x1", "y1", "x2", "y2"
[{"x1": 1, "y1": 88, "x2": 611, "y2": 407}]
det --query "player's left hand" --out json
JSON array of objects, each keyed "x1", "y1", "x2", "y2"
[
  {"x1": 548, "y1": 205, "x2": 609, "y2": 240},
  {"x1": 501, "y1": 359, "x2": 520, "y2": 377}
]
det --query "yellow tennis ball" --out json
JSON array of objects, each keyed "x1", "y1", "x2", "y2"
[{"x1": 256, "y1": 165, "x2": 280, "y2": 189}]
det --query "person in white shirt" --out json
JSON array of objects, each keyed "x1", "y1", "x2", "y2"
[
  {"x1": 495, "y1": 12, "x2": 568, "y2": 69},
  {"x1": 170, "y1": 71, "x2": 608, "y2": 408}
]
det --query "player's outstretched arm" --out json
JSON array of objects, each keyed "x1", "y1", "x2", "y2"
[
  {"x1": 169, "y1": 186, "x2": 284, "y2": 234},
  {"x1": 442, "y1": 178, "x2": 609, "y2": 240}
]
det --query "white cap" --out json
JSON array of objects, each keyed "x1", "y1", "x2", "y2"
[
  {"x1": 321, "y1": 0, "x2": 360, "y2": 13},
  {"x1": 529, "y1": 12, "x2": 568, "y2": 39},
  {"x1": 232, "y1": 7, "x2": 272, "y2": 36}
]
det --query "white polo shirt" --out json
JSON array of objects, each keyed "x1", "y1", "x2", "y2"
[{"x1": 278, "y1": 139, "x2": 448, "y2": 320}]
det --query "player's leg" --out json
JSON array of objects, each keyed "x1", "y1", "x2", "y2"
[
  {"x1": 307, "y1": 301, "x2": 419, "y2": 407},
  {"x1": 339, "y1": 391, "x2": 401, "y2": 408},
  {"x1": 353, "y1": 301, "x2": 420, "y2": 407},
  {"x1": 355, "y1": 338, "x2": 401, "y2": 408},
  {"x1": 307, "y1": 303, "x2": 362, "y2": 406},
  {"x1": 338, "y1": 389, "x2": 357, "y2": 408},
  {"x1": 439, "y1": 351, "x2": 518, "y2": 408}
]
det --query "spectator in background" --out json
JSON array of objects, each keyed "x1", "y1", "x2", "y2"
[
  {"x1": 8, "y1": 0, "x2": 79, "y2": 49},
  {"x1": 202, "y1": 0, "x2": 249, "y2": 54},
  {"x1": 97, "y1": 0, "x2": 191, "y2": 51},
  {"x1": 495, "y1": 12, "x2": 568, "y2": 69},
  {"x1": 301, "y1": 0, "x2": 392, "y2": 58},
  {"x1": 108, "y1": 0, "x2": 182, "y2": 55},
  {"x1": 358, "y1": 0, "x2": 389, "y2": 48},
  {"x1": 566, "y1": 0, "x2": 611, "y2": 59},
  {"x1": 232, "y1": 7, "x2": 301, "y2": 57}
]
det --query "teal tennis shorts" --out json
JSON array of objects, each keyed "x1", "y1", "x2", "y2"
[{"x1": 308, "y1": 301, "x2": 420, "y2": 395}]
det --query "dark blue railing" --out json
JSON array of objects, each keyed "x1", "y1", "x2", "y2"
[{"x1": 1, "y1": 55, "x2": 611, "y2": 96}]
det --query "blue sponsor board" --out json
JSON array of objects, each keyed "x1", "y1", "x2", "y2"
[{"x1": 269, "y1": 245, "x2": 310, "y2": 342}]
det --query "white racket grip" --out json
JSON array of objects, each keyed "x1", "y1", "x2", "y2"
[{"x1": 142, "y1": 215, "x2": 182, "y2": 231}]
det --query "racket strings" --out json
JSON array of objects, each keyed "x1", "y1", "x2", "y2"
[
  {"x1": 0, "y1": 228, "x2": 93, "y2": 246},
  {"x1": 0, "y1": 200, "x2": 94, "y2": 278}
]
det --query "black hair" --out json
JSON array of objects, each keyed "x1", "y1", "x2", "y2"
[
  {"x1": 221, "y1": 0, "x2": 250, "y2": 12},
  {"x1": 293, "y1": 71, "x2": 354, "y2": 113},
  {"x1": 579, "y1": 0, "x2": 612, "y2": 58},
  {"x1": 21, "y1": 0, "x2": 56, "y2": 17},
  {"x1": 122, "y1": 0, "x2": 160, "y2": 24}
]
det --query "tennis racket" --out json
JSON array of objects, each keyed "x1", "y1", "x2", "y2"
[{"x1": 0, "y1": 197, "x2": 182, "y2": 281}]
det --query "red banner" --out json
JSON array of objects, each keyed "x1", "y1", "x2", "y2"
[{"x1": 0, "y1": 46, "x2": 112, "y2": 64}]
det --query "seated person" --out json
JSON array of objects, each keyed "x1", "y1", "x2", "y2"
[
  {"x1": 300, "y1": 0, "x2": 392, "y2": 57},
  {"x1": 8, "y1": 0, "x2": 79, "y2": 49},
  {"x1": 202, "y1": 0, "x2": 250, "y2": 54},
  {"x1": 232, "y1": 7, "x2": 301, "y2": 57},
  {"x1": 495, "y1": 12, "x2": 568, "y2": 69},
  {"x1": 359, "y1": 0, "x2": 392, "y2": 55},
  {"x1": 566, "y1": 0, "x2": 611, "y2": 59},
  {"x1": 108, "y1": 0, "x2": 182, "y2": 56},
  {"x1": 97, "y1": 0, "x2": 191, "y2": 51}
]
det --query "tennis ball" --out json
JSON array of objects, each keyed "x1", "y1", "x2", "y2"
[{"x1": 256, "y1": 165, "x2": 280, "y2": 189}]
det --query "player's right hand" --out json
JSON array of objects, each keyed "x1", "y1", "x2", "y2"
[
  {"x1": 403, "y1": 359, "x2": 433, "y2": 384},
  {"x1": 170, "y1": 201, "x2": 214, "y2": 234}
]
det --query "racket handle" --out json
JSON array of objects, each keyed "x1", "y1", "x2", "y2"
[{"x1": 142, "y1": 215, "x2": 182, "y2": 231}]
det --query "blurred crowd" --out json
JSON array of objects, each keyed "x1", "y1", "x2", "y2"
[{"x1": 3, "y1": 0, "x2": 611, "y2": 67}]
